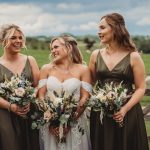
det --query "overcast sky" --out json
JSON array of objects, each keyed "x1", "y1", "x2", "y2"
[{"x1": 0, "y1": 0, "x2": 150, "y2": 36}]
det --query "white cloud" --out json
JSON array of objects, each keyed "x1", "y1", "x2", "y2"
[
  {"x1": 0, "y1": 3, "x2": 41, "y2": 15},
  {"x1": 0, "y1": 3, "x2": 101, "y2": 35},
  {"x1": 57, "y1": 3, "x2": 81, "y2": 10},
  {"x1": 0, "y1": 3, "x2": 70, "y2": 35},
  {"x1": 72, "y1": 22, "x2": 98, "y2": 31},
  {"x1": 125, "y1": 2, "x2": 150, "y2": 26},
  {"x1": 0, "y1": 1, "x2": 149, "y2": 36},
  {"x1": 58, "y1": 12, "x2": 101, "y2": 24},
  {"x1": 137, "y1": 17, "x2": 150, "y2": 26}
]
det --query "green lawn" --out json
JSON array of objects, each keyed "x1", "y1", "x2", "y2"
[
  {"x1": 145, "y1": 121, "x2": 150, "y2": 147},
  {"x1": 23, "y1": 49, "x2": 150, "y2": 75},
  {"x1": 1, "y1": 46, "x2": 150, "y2": 72},
  {"x1": 145, "y1": 121, "x2": 150, "y2": 135},
  {"x1": 22, "y1": 49, "x2": 50, "y2": 68},
  {"x1": 142, "y1": 96, "x2": 150, "y2": 106},
  {"x1": 141, "y1": 54, "x2": 150, "y2": 75}
]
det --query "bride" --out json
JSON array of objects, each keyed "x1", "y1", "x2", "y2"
[{"x1": 38, "y1": 35, "x2": 92, "y2": 150}]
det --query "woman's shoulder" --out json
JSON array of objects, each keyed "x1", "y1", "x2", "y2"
[
  {"x1": 91, "y1": 49, "x2": 99, "y2": 55},
  {"x1": 74, "y1": 63, "x2": 88, "y2": 68},
  {"x1": 89, "y1": 48, "x2": 105, "y2": 64},
  {"x1": 130, "y1": 51, "x2": 143, "y2": 62},
  {"x1": 130, "y1": 51, "x2": 143, "y2": 66},
  {"x1": 91, "y1": 48, "x2": 105, "y2": 57},
  {"x1": 130, "y1": 51, "x2": 141, "y2": 59},
  {"x1": 39, "y1": 63, "x2": 54, "y2": 78},
  {"x1": 26, "y1": 55, "x2": 36, "y2": 64},
  {"x1": 27, "y1": 55, "x2": 36, "y2": 61},
  {"x1": 74, "y1": 63, "x2": 90, "y2": 74},
  {"x1": 40, "y1": 63, "x2": 54, "y2": 71},
  {"x1": 25, "y1": 55, "x2": 40, "y2": 70}
]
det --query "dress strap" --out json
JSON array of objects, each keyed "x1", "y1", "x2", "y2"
[
  {"x1": 38, "y1": 79, "x2": 47, "y2": 89},
  {"x1": 81, "y1": 81, "x2": 92, "y2": 94},
  {"x1": 96, "y1": 49, "x2": 101, "y2": 59}
]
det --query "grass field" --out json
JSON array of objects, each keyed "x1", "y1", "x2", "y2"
[
  {"x1": 145, "y1": 121, "x2": 150, "y2": 147},
  {"x1": 21, "y1": 47, "x2": 150, "y2": 75},
  {"x1": 141, "y1": 54, "x2": 150, "y2": 75}
]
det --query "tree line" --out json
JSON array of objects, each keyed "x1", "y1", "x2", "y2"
[{"x1": 26, "y1": 35, "x2": 150, "y2": 53}]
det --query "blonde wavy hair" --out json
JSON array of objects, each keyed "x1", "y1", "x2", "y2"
[
  {"x1": 0, "y1": 24, "x2": 26, "y2": 49},
  {"x1": 50, "y1": 35, "x2": 83, "y2": 64}
]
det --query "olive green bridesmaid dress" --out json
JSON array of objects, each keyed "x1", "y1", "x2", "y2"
[
  {"x1": 0, "y1": 57, "x2": 40, "y2": 150},
  {"x1": 90, "y1": 51, "x2": 149, "y2": 150}
]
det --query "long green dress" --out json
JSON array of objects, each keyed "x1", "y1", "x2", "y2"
[
  {"x1": 0, "y1": 57, "x2": 40, "y2": 150},
  {"x1": 90, "y1": 51, "x2": 149, "y2": 150}
]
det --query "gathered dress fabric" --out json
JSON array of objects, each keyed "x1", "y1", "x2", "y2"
[
  {"x1": 0, "y1": 58, "x2": 40, "y2": 150},
  {"x1": 90, "y1": 51, "x2": 149, "y2": 150},
  {"x1": 39, "y1": 76, "x2": 92, "y2": 150}
]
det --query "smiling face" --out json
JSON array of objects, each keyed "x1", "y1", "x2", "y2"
[
  {"x1": 98, "y1": 18, "x2": 113, "y2": 44},
  {"x1": 51, "y1": 39, "x2": 68, "y2": 63},
  {"x1": 5, "y1": 30, "x2": 24, "y2": 54}
]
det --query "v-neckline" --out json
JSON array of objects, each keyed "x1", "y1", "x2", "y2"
[
  {"x1": 100, "y1": 52, "x2": 130, "y2": 72},
  {"x1": 0, "y1": 58, "x2": 28, "y2": 76}
]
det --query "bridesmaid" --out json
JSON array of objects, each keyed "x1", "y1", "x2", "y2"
[
  {"x1": 0, "y1": 24, "x2": 40, "y2": 150},
  {"x1": 89, "y1": 13, "x2": 149, "y2": 150}
]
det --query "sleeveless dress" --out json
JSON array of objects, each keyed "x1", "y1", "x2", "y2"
[
  {"x1": 39, "y1": 76, "x2": 92, "y2": 150},
  {"x1": 0, "y1": 57, "x2": 40, "y2": 150},
  {"x1": 90, "y1": 51, "x2": 149, "y2": 150}
]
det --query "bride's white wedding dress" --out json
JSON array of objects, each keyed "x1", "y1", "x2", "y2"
[{"x1": 38, "y1": 76, "x2": 92, "y2": 150}]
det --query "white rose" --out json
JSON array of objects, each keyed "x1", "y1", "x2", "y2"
[
  {"x1": 96, "y1": 92, "x2": 104, "y2": 99},
  {"x1": 53, "y1": 98, "x2": 62, "y2": 107},
  {"x1": 96, "y1": 91, "x2": 107, "y2": 102},
  {"x1": 100, "y1": 95, "x2": 107, "y2": 102},
  {"x1": 106, "y1": 91, "x2": 116, "y2": 101},
  {"x1": 44, "y1": 110, "x2": 52, "y2": 122},
  {"x1": 120, "y1": 91, "x2": 127, "y2": 99},
  {"x1": 14, "y1": 87, "x2": 25, "y2": 97}
]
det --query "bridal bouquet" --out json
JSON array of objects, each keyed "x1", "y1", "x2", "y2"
[
  {"x1": 31, "y1": 90, "x2": 83, "y2": 143},
  {"x1": 88, "y1": 81, "x2": 130, "y2": 127},
  {"x1": 0, "y1": 74, "x2": 36, "y2": 107}
]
